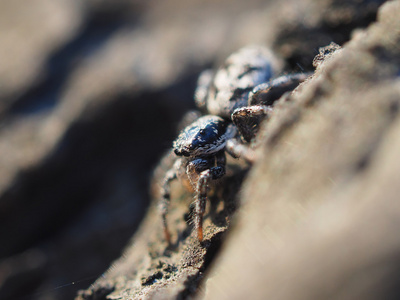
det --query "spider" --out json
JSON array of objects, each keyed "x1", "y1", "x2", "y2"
[{"x1": 160, "y1": 46, "x2": 310, "y2": 243}]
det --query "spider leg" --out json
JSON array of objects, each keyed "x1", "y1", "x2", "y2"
[
  {"x1": 186, "y1": 158, "x2": 213, "y2": 188},
  {"x1": 160, "y1": 158, "x2": 184, "y2": 244},
  {"x1": 230, "y1": 72, "x2": 312, "y2": 160},
  {"x1": 226, "y1": 138, "x2": 256, "y2": 163},
  {"x1": 231, "y1": 105, "x2": 272, "y2": 143},
  {"x1": 248, "y1": 72, "x2": 312, "y2": 106},
  {"x1": 189, "y1": 151, "x2": 226, "y2": 242}
]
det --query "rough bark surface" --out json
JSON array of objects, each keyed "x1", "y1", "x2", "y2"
[
  {"x1": 78, "y1": 1, "x2": 400, "y2": 299},
  {"x1": 0, "y1": 0, "x2": 397, "y2": 299}
]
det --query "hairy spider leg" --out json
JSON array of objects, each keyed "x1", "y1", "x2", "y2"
[
  {"x1": 228, "y1": 72, "x2": 312, "y2": 162},
  {"x1": 225, "y1": 138, "x2": 256, "y2": 163},
  {"x1": 191, "y1": 151, "x2": 226, "y2": 242},
  {"x1": 161, "y1": 151, "x2": 226, "y2": 243},
  {"x1": 186, "y1": 157, "x2": 214, "y2": 188},
  {"x1": 160, "y1": 158, "x2": 185, "y2": 244},
  {"x1": 248, "y1": 72, "x2": 311, "y2": 107},
  {"x1": 231, "y1": 105, "x2": 273, "y2": 143}
]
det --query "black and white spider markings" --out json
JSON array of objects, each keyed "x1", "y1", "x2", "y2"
[{"x1": 160, "y1": 46, "x2": 311, "y2": 243}]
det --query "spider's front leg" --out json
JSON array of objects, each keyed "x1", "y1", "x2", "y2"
[
  {"x1": 226, "y1": 105, "x2": 272, "y2": 163},
  {"x1": 226, "y1": 138, "x2": 257, "y2": 163},
  {"x1": 187, "y1": 151, "x2": 226, "y2": 242},
  {"x1": 231, "y1": 105, "x2": 273, "y2": 143},
  {"x1": 229, "y1": 72, "x2": 312, "y2": 162}
]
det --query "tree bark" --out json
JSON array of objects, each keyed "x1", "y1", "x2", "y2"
[{"x1": 77, "y1": 1, "x2": 400, "y2": 299}]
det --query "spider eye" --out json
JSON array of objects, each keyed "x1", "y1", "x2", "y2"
[{"x1": 199, "y1": 129, "x2": 205, "y2": 135}]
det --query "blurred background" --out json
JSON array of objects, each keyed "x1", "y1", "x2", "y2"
[{"x1": 0, "y1": 0, "x2": 383, "y2": 299}]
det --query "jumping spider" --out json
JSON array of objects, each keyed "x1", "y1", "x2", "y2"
[{"x1": 160, "y1": 46, "x2": 310, "y2": 243}]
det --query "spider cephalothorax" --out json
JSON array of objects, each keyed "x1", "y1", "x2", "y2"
[
  {"x1": 173, "y1": 115, "x2": 236, "y2": 157},
  {"x1": 160, "y1": 46, "x2": 311, "y2": 243}
]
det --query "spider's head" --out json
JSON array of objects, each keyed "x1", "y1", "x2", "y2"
[{"x1": 173, "y1": 115, "x2": 233, "y2": 157}]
